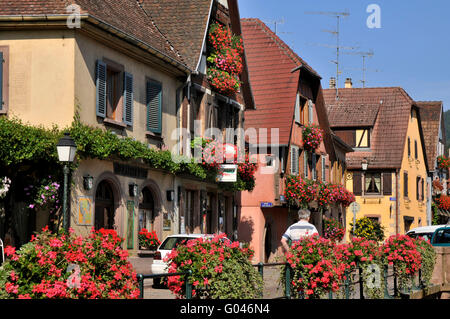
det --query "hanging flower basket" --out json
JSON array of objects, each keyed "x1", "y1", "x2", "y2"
[
  {"x1": 206, "y1": 22, "x2": 243, "y2": 95},
  {"x1": 437, "y1": 155, "x2": 450, "y2": 169},
  {"x1": 138, "y1": 228, "x2": 161, "y2": 251},
  {"x1": 302, "y1": 125, "x2": 324, "y2": 151}
]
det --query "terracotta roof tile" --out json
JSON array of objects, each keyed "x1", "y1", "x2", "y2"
[
  {"x1": 324, "y1": 87, "x2": 415, "y2": 169},
  {"x1": 416, "y1": 101, "x2": 444, "y2": 170},
  {"x1": 0, "y1": 0, "x2": 186, "y2": 67},
  {"x1": 140, "y1": 0, "x2": 212, "y2": 71},
  {"x1": 241, "y1": 18, "x2": 303, "y2": 145}
]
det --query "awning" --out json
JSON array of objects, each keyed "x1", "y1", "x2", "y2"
[{"x1": 437, "y1": 209, "x2": 450, "y2": 217}]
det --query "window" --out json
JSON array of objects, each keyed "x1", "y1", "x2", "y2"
[
  {"x1": 404, "y1": 172, "x2": 408, "y2": 197},
  {"x1": 96, "y1": 59, "x2": 133, "y2": 126},
  {"x1": 290, "y1": 146, "x2": 299, "y2": 175},
  {"x1": 0, "y1": 46, "x2": 9, "y2": 114},
  {"x1": 407, "y1": 137, "x2": 411, "y2": 157},
  {"x1": 146, "y1": 79, "x2": 162, "y2": 134},
  {"x1": 364, "y1": 172, "x2": 381, "y2": 195},
  {"x1": 334, "y1": 129, "x2": 370, "y2": 148},
  {"x1": 414, "y1": 140, "x2": 418, "y2": 160}
]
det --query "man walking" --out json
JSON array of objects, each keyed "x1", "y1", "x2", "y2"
[{"x1": 281, "y1": 209, "x2": 318, "y2": 253}]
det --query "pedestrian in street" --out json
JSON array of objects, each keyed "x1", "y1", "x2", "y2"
[{"x1": 281, "y1": 208, "x2": 318, "y2": 253}]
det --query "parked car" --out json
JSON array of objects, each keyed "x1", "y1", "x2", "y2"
[
  {"x1": 406, "y1": 225, "x2": 447, "y2": 242},
  {"x1": 151, "y1": 233, "x2": 230, "y2": 287},
  {"x1": 431, "y1": 225, "x2": 450, "y2": 246}
]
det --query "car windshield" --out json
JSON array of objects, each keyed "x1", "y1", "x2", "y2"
[
  {"x1": 159, "y1": 237, "x2": 193, "y2": 250},
  {"x1": 433, "y1": 228, "x2": 450, "y2": 244}
]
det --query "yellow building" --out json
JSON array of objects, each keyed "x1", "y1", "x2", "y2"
[{"x1": 324, "y1": 86, "x2": 429, "y2": 239}]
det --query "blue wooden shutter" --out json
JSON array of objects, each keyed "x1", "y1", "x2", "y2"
[
  {"x1": 123, "y1": 72, "x2": 133, "y2": 126},
  {"x1": 0, "y1": 51, "x2": 3, "y2": 111},
  {"x1": 146, "y1": 80, "x2": 162, "y2": 133},
  {"x1": 95, "y1": 60, "x2": 107, "y2": 118}
]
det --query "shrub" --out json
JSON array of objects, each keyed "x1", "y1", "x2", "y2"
[
  {"x1": 0, "y1": 227, "x2": 140, "y2": 299},
  {"x1": 164, "y1": 233, "x2": 263, "y2": 299},
  {"x1": 350, "y1": 217, "x2": 385, "y2": 242},
  {"x1": 414, "y1": 237, "x2": 436, "y2": 287},
  {"x1": 281, "y1": 235, "x2": 346, "y2": 299},
  {"x1": 381, "y1": 234, "x2": 422, "y2": 292}
]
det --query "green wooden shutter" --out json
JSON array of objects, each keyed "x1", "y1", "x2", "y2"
[
  {"x1": 0, "y1": 51, "x2": 3, "y2": 111},
  {"x1": 146, "y1": 80, "x2": 162, "y2": 133},
  {"x1": 303, "y1": 151, "x2": 308, "y2": 178},
  {"x1": 123, "y1": 72, "x2": 133, "y2": 126},
  {"x1": 95, "y1": 60, "x2": 107, "y2": 118}
]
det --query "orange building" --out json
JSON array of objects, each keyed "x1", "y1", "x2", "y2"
[{"x1": 238, "y1": 19, "x2": 352, "y2": 263}]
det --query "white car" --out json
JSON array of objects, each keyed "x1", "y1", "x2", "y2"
[
  {"x1": 150, "y1": 233, "x2": 231, "y2": 287},
  {"x1": 406, "y1": 225, "x2": 448, "y2": 242}
]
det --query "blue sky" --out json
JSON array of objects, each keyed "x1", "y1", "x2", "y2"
[{"x1": 238, "y1": 0, "x2": 450, "y2": 110}]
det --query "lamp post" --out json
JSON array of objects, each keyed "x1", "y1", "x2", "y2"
[{"x1": 56, "y1": 132, "x2": 77, "y2": 233}]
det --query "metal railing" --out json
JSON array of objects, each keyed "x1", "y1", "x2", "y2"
[{"x1": 137, "y1": 262, "x2": 429, "y2": 299}]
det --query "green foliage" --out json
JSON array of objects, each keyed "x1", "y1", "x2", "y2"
[
  {"x1": 165, "y1": 234, "x2": 263, "y2": 299},
  {"x1": 0, "y1": 117, "x2": 60, "y2": 166},
  {"x1": 414, "y1": 238, "x2": 437, "y2": 287}
]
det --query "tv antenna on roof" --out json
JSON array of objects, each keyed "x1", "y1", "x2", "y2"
[
  {"x1": 305, "y1": 10, "x2": 351, "y2": 99},
  {"x1": 263, "y1": 18, "x2": 286, "y2": 35},
  {"x1": 342, "y1": 49, "x2": 380, "y2": 88}
]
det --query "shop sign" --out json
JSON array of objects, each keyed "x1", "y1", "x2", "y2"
[{"x1": 216, "y1": 164, "x2": 237, "y2": 182}]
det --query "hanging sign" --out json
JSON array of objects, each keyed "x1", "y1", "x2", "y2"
[{"x1": 216, "y1": 164, "x2": 237, "y2": 182}]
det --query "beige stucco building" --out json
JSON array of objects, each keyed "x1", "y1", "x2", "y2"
[{"x1": 0, "y1": 0, "x2": 253, "y2": 253}]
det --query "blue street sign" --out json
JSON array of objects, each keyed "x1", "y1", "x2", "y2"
[{"x1": 260, "y1": 202, "x2": 273, "y2": 208}]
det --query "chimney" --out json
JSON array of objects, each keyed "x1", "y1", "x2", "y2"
[
  {"x1": 329, "y1": 77, "x2": 336, "y2": 89},
  {"x1": 345, "y1": 78, "x2": 353, "y2": 88}
]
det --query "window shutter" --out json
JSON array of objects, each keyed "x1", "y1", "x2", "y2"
[
  {"x1": 421, "y1": 178, "x2": 424, "y2": 201},
  {"x1": 312, "y1": 153, "x2": 316, "y2": 180},
  {"x1": 308, "y1": 99, "x2": 313, "y2": 124},
  {"x1": 404, "y1": 172, "x2": 408, "y2": 197},
  {"x1": 321, "y1": 155, "x2": 326, "y2": 182},
  {"x1": 303, "y1": 151, "x2": 308, "y2": 178},
  {"x1": 0, "y1": 51, "x2": 3, "y2": 111},
  {"x1": 147, "y1": 80, "x2": 162, "y2": 134},
  {"x1": 382, "y1": 172, "x2": 392, "y2": 195},
  {"x1": 353, "y1": 171, "x2": 362, "y2": 196},
  {"x1": 122, "y1": 72, "x2": 133, "y2": 126},
  {"x1": 294, "y1": 93, "x2": 300, "y2": 124},
  {"x1": 290, "y1": 146, "x2": 298, "y2": 175},
  {"x1": 95, "y1": 60, "x2": 107, "y2": 118}
]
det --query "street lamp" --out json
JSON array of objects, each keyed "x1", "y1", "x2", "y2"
[
  {"x1": 361, "y1": 157, "x2": 369, "y2": 171},
  {"x1": 57, "y1": 132, "x2": 77, "y2": 232}
]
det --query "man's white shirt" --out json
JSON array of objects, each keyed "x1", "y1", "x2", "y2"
[{"x1": 282, "y1": 220, "x2": 319, "y2": 242}]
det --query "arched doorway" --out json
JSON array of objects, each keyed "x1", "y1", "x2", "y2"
[
  {"x1": 94, "y1": 180, "x2": 115, "y2": 230},
  {"x1": 139, "y1": 186, "x2": 155, "y2": 233}
]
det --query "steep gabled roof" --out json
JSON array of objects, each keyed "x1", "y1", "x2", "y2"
[
  {"x1": 241, "y1": 18, "x2": 321, "y2": 145},
  {"x1": 0, "y1": 0, "x2": 187, "y2": 70},
  {"x1": 416, "y1": 101, "x2": 445, "y2": 171},
  {"x1": 140, "y1": 0, "x2": 212, "y2": 71},
  {"x1": 324, "y1": 87, "x2": 420, "y2": 169}
]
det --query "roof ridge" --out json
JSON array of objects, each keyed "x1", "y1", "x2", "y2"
[
  {"x1": 135, "y1": 0, "x2": 186, "y2": 65},
  {"x1": 248, "y1": 18, "x2": 302, "y2": 67}
]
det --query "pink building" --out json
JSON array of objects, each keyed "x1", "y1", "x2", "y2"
[{"x1": 238, "y1": 19, "x2": 352, "y2": 263}]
